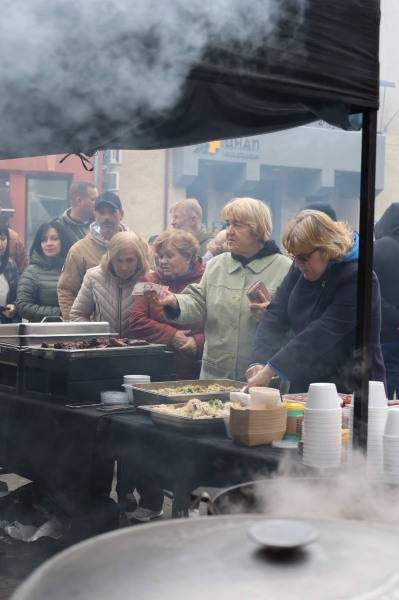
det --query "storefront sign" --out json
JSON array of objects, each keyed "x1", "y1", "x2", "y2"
[{"x1": 194, "y1": 138, "x2": 260, "y2": 159}]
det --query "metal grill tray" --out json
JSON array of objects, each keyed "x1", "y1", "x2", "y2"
[
  {"x1": 139, "y1": 401, "x2": 230, "y2": 429},
  {"x1": 30, "y1": 343, "x2": 167, "y2": 358},
  {"x1": 127, "y1": 379, "x2": 242, "y2": 407},
  {"x1": 0, "y1": 321, "x2": 113, "y2": 346}
]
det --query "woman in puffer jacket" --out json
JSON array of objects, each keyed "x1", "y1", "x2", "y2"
[
  {"x1": 16, "y1": 221, "x2": 71, "y2": 322},
  {"x1": 130, "y1": 229, "x2": 205, "y2": 380},
  {"x1": 70, "y1": 231, "x2": 154, "y2": 337}
]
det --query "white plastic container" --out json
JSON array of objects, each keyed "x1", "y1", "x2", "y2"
[
  {"x1": 249, "y1": 387, "x2": 281, "y2": 406},
  {"x1": 101, "y1": 391, "x2": 129, "y2": 405},
  {"x1": 123, "y1": 375, "x2": 151, "y2": 404}
]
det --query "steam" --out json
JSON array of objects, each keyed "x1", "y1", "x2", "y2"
[
  {"x1": 217, "y1": 451, "x2": 399, "y2": 528},
  {"x1": 0, "y1": 0, "x2": 307, "y2": 156}
]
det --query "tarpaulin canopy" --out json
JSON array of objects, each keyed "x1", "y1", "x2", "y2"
[{"x1": 0, "y1": 0, "x2": 379, "y2": 159}]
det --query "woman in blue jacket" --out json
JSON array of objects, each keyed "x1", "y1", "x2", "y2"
[{"x1": 246, "y1": 210, "x2": 386, "y2": 394}]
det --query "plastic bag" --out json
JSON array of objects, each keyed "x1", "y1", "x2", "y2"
[
  {"x1": 0, "y1": 482, "x2": 119, "y2": 576},
  {"x1": 2, "y1": 520, "x2": 62, "y2": 542}
]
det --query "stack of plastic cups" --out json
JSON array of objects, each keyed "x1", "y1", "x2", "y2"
[
  {"x1": 303, "y1": 383, "x2": 342, "y2": 468},
  {"x1": 367, "y1": 381, "x2": 388, "y2": 478},
  {"x1": 123, "y1": 375, "x2": 150, "y2": 404},
  {"x1": 383, "y1": 408, "x2": 399, "y2": 484}
]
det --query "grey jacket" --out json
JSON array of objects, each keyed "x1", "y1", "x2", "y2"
[
  {"x1": 69, "y1": 265, "x2": 141, "y2": 338},
  {"x1": 164, "y1": 251, "x2": 292, "y2": 381},
  {"x1": 16, "y1": 252, "x2": 63, "y2": 322}
]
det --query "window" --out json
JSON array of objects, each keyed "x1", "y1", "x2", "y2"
[{"x1": 26, "y1": 177, "x2": 69, "y2": 252}]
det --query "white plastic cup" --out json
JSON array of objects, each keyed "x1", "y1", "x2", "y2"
[
  {"x1": 306, "y1": 383, "x2": 340, "y2": 410},
  {"x1": 123, "y1": 375, "x2": 150, "y2": 404},
  {"x1": 368, "y1": 381, "x2": 387, "y2": 408},
  {"x1": 249, "y1": 387, "x2": 281, "y2": 406},
  {"x1": 384, "y1": 408, "x2": 399, "y2": 437}
]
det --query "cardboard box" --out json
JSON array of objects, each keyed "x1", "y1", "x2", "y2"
[
  {"x1": 230, "y1": 404, "x2": 287, "y2": 447},
  {"x1": 233, "y1": 430, "x2": 286, "y2": 447}
]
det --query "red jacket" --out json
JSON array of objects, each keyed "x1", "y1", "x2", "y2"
[{"x1": 129, "y1": 259, "x2": 206, "y2": 380}]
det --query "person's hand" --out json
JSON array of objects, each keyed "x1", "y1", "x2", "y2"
[
  {"x1": 171, "y1": 330, "x2": 191, "y2": 351},
  {"x1": 179, "y1": 336, "x2": 198, "y2": 357},
  {"x1": 249, "y1": 291, "x2": 270, "y2": 323},
  {"x1": 245, "y1": 364, "x2": 264, "y2": 381},
  {"x1": 2, "y1": 304, "x2": 16, "y2": 319},
  {"x1": 244, "y1": 364, "x2": 276, "y2": 392},
  {"x1": 143, "y1": 290, "x2": 178, "y2": 310}
]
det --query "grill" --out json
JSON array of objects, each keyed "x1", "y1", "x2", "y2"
[
  {"x1": 0, "y1": 322, "x2": 175, "y2": 401},
  {"x1": 23, "y1": 344, "x2": 175, "y2": 404}
]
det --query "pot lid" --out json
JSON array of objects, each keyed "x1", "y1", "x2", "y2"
[{"x1": 13, "y1": 516, "x2": 399, "y2": 600}]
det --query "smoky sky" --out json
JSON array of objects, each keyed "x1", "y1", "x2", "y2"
[{"x1": 0, "y1": 0, "x2": 307, "y2": 156}]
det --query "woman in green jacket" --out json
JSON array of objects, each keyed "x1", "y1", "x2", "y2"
[
  {"x1": 16, "y1": 221, "x2": 71, "y2": 322},
  {"x1": 145, "y1": 197, "x2": 292, "y2": 381}
]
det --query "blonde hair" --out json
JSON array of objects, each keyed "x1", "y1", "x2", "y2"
[
  {"x1": 154, "y1": 229, "x2": 199, "y2": 262},
  {"x1": 221, "y1": 197, "x2": 272, "y2": 243},
  {"x1": 101, "y1": 231, "x2": 155, "y2": 274},
  {"x1": 169, "y1": 199, "x2": 202, "y2": 222},
  {"x1": 207, "y1": 230, "x2": 227, "y2": 256},
  {"x1": 283, "y1": 210, "x2": 354, "y2": 262}
]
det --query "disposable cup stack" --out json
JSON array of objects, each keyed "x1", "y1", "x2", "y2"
[
  {"x1": 383, "y1": 407, "x2": 399, "y2": 484},
  {"x1": 303, "y1": 383, "x2": 342, "y2": 469},
  {"x1": 366, "y1": 381, "x2": 388, "y2": 478}
]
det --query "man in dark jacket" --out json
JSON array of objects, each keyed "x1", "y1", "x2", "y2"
[
  {"x1": 374, "y1": 203, "x2": 399, "y2": 398},
  {"x1": 55, "y1": 180, "x2": 98, "y2": 245}
]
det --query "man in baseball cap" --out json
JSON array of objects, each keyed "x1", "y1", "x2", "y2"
[{"x1": 58, "y1": 190, "x2": 128, "y2": 320}]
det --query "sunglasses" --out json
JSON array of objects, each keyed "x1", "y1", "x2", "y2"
[{"x1": 289, "y1": 248, "x2": 319, "y2": 263}]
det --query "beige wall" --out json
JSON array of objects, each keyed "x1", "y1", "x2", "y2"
[{"x1": 112, "y1": 149, "x2": 185, "y2": 241}]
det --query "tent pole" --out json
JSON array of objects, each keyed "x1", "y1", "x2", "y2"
[{"x1": 353, "y1": 109, "x2": 378, "y2": 451}]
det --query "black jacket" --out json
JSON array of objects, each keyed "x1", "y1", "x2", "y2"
[
  {"x1": 250, "y1": 261, "x2": 386, "y2": 393},
  {"x1": 374, "y1": 203, "x2": 399, "y2": 343},
  {"x1": 0, "y1": 259, "x2": 20, "y2": 324},
  {"x1": 54, "y1": 209, "x2": 94, "y2": 245}
]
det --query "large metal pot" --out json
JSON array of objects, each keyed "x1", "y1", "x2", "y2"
[
  {"x1": 207, "y1": 477, "x2": 399, "y2": 526},
  {"x1": 12, "y1": 515, "x2": 399, "y2": 599}
]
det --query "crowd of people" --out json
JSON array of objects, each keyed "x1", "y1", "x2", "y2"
[{"x1": 0, "y1": 180, "x2": 396, "y2": 520}]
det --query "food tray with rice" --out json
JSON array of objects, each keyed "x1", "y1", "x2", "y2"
[
  {"x1": 127, "y1": 379, "x2": 242, "y2": 407},
  {"x1": 139, "y1": 398, "x2": 241, "y2": 429}
]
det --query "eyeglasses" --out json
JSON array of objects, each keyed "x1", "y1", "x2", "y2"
[{"x1": 289, "y1": 248, "x2": 319, "y2": 263}]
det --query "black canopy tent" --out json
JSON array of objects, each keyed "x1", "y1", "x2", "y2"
[{"x1": 0, "y1": 0, "x2": 380, "y2": 447}]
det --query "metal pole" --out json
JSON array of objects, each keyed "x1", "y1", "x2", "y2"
[{"x1": 353, "y1": 109, "x2": 378, "y2": 451}]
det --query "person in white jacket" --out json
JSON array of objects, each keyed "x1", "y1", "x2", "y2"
[{"x1": 70, "y1": 231, "x2": 154, "y2": 338}]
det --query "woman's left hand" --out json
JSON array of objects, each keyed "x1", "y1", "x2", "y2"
[
  {"x1": 249, "y1": 291, "x2": 270, "y2": 323},
  {"x1": 179, "y1": 336, "x2": 198, "y2": 357},
  {"x1": 2, "y1": 304, "x2": 16, "y2": 318}
]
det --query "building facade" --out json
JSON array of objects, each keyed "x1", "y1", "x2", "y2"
[{"x1": 0, "y1": 154, "x2": 102, "y2": 251}]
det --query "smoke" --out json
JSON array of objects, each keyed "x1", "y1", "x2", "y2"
[
  {"x1": 215, "y1": 450, "x2": 399, "y2": 528},
  {"x1": 0, "y1": 0, "x2": 307, "y2": 155}
]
